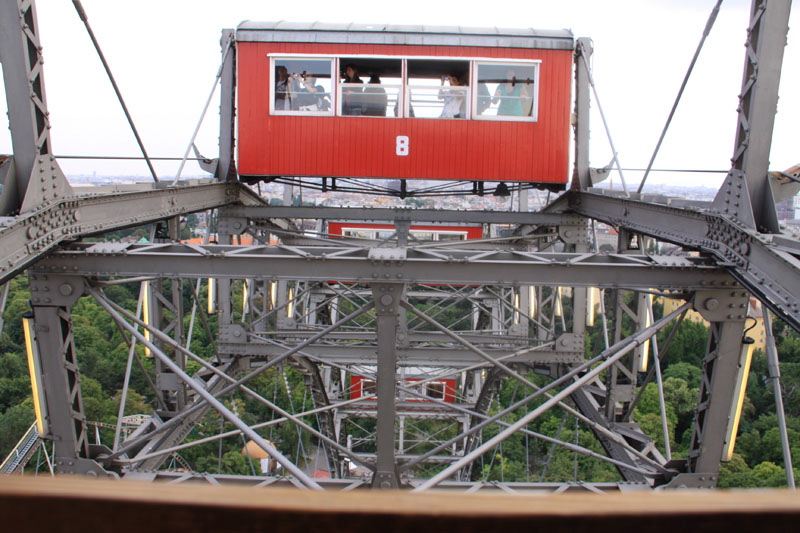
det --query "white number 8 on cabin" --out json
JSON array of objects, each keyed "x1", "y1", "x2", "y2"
[{"x1": 396, "y1": 135, "x2": 409, "y2": 156}]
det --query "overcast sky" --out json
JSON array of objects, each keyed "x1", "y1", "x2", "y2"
[{"x1": 1, "y1": 0, "x2": 797, "y2": 189}]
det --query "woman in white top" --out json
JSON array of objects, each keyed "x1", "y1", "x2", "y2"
[{"x1": 438, "y1": 74, "x2": 465, "y2": 119}]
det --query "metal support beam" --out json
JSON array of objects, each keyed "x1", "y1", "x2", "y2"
[
  {"x1": 371, "y1": 283, "x2": 403, "y2": 489},
  {"x1": 762, "y1": 307, "x2": 795, "y2": 488},
  {"x1": 218, "y1": 30, "x2": 237, "y2": 181},
  {"x1": 682, "y1": 290, "x2": 750, "y2": 482},
  {"x1": 0, "y1": 182, "x2": 259, "y2": 286},
  {"x1": 0, "y1": 0, "x2": 73, "y2": 215},
  {"x1": 221, "y1": 205, "x2": 575, "y2": 227},
  {"x1": 25, "y1": 274, "x2": 109, "y2": 475},
  {"x1": 551, "y1": 191, "x2": 800, "y2": 332},
  {"x1": 712, "y1": 0, "x2": 792, "y2": 233},
  {"x1": 571, "y1": 38, "x2": 592, "y2": 190},
  {"x1": 35, "y1": 242, "x2": 733, "y2": 290}
]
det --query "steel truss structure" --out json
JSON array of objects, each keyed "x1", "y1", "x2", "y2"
[{"x1": 1, "y1": 0, "x2": 797, "y2": 492}]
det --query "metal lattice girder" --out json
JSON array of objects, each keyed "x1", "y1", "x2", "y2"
[
  {"x1": 551, "y1": 190, "x2": 800, "y2": 331},
  {"x1": 0, "y1": 182, "x2": 261, "y2": 286},
  {"x1": 712, "y1": 0, "x2": 792, "y2": 233},
  {"x1": 222, "y1": 205, "x2": 577, "y2": 227},
  {"x1": 123, "y1": 469, "x2": 643, "y2": 492},
  {"x1": 26, "y1": 304, "x2": 109, "y2": 476},
  {"x1": 219, "y1": 342, "x2": 579, "y2": 368},
  {"x1": 34, "y1": 241, "x2": 735, "y2": 290},
  {"x1": 0, "y1": 0, "x2": 72, "y2": 215}
]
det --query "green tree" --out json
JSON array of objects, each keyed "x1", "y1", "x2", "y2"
[
  {"x1": 660, "y1": 320, "x2": 708, "y2": 368},
  {"x1": 0, "y1": 400, "x2": 35, "y2": 459}
]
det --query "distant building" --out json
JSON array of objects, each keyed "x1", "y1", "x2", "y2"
[
  {"x1": 776, "y1": 197, "x2": 795, "y2": 221},
  {"x1": 793, "y1": 195, "x2": 800, "y2": 221}
]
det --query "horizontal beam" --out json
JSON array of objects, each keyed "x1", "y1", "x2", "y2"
[
  {"x1": 0, "y1": 182, "x2": 262, "y2": 285},
  {"x1": 552, "y1": 190, "x2": 800, "y2": 330},
  {"x1": 229, "y1": 344, "x2": 583, "y2": 367},
  {"x1": 34, "y1": 242, "x2": 735, "y2": 290},
  {"x1": 222, "y1": 205, "x2": 577, "y2": 226}
]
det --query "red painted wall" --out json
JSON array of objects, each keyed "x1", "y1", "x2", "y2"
[
  {"x1": 327, "y1": 222, "x2": 483, "y2": 240},
  {"x1": 238, "y1": 42, "x2": 572, "y2": 184},
  {"x1": 350, "y1": 375, "x2": 457, "y2": 403}
]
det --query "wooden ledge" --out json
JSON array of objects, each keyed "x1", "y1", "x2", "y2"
[{"x1": 1, "y1": 476, "x2": 799, "y2": 532}]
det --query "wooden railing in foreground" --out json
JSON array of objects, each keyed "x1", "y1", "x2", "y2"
[{"x1": 1, "y1": 476, "x2": 799, "y2": 532}]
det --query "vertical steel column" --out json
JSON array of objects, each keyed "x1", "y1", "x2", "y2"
[
  {"x1": 31, "y1": 306, "x2": 88, "y2": 468},
  {"x1": 685, "y1": 290, "x2": 750, "y2": 478},
  {"x1": 0, "y1": 0, "x2": 72, "y2": 215},
  {"x1": 148, "y1": 221, "x2": 187, "y2": 413},
  {"x1": 218, "y1": 29, "x2": 237, "y2": 182},
  {"x1": 214, "y1": 213, "x2": 240, "y2": 338},
  {"x1": 371, "y1": 282, "x2": 403, "y2": 489},
  {"x1": 26, "y1": 273, "x2": 108, "y2": 475},
  {"x1": 712, "y1": 0, "x2": 792, "y2": 232},
  {"x1": 0, "y1": 283, "x2": 10, "y2": 337},
  {"x1": 762, "y1": 308, "x2": 795, "y2": 488},
  {"x1": 571, "y1": 38, "x2": 593, "y2": 191}
]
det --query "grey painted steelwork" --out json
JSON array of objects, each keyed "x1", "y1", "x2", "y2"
[
  {"x1": 712, "y1": 0, "x2": 792, "y2": 233},
  {"x1": 218, "y1": 30, "x2": 238, "y2": 182},
  {"x1": 762, "y1": 307, "x2": 796, "y2": 487},
  {"x1": 0, "y1": 423, "x2": 40, "y2": 474},
  {"x1": 4, "y1": 0, "x2": 798, "y2": 492},
  {"x1": 34, "y1": 242, "x2": 734, "y2": 289},
  {"x1": 126, "y1": 469, "x2": 644, "y2": 493},
  {"x1": 0, "y1": 182, "x2": 258, "y2": 286},
  {"x1": 222, "y1": 205, "x2": 573, "y2": 226},
  {"x1": 371, "y1": 283, "x2": 403, "y2": 488},
  {"x1": 27, "y1": 303, "x2": 109, "y2": 476},
  {"x1": 235, "y1": 21, "x2": 574, "y2": 50},
  {"x1": 551, "y1": 190, "x2": 800, "y2": 332},
  {"x1": 571, "y1": 38, "x2": 592, "y2": 191},
  {"x1": 0, "y1": 0, "x2": 73, "y2": 215}
]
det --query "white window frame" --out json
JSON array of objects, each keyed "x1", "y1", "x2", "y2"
[
  {"x1": 269, "y1": 55, "x2": 336, "y2": 116},
  {"x1": 267, "y1": 54, "x2": 542, "y2": 122},
  {"x1": 404, "y1": 58, "x2": 471, "y2": 120},
  {"x1": 336, "y1": 57, "x2": 404, "y2": 118},
  {"x1": 471, "y1": 60, "x2": 540, "y2": 122}
]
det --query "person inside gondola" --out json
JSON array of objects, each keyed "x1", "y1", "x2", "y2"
[
  {"x1": 275, "y1": 65, "x2": 292, "y2": 111},
  {"x1": 293, "y1": 74, "x2": 329, "y2": 111},
  {"x1": 341, "y1": 64, "x2": 364, "y2": 115},
  {"x1": 362, "y1": 74, "x2": 388, "y2": 116},
  {"x1": 493, "y1": 69, "x2": 528, "y2": 116},
  {"x1": 439, "y1": 73, "x2": 466, "y2": 119}
]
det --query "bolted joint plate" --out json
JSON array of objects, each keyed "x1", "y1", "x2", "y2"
[
  {"x1": 558, "y1": 223, "x2": 590, "y2": 245},
  {"x1": 692, "y1": 289, "x2": 751, "y2": 323},
  {"x1": 219, "y1": 324, "x2": 248, "y2": 343},
  {"x1": 660, "y1": 472, "x2": 718, "y2": 490},
  {"x1": 372, "y1": 471, "x2": 400, "y2": 489},
  {"x1": 216, "y1": 216, "x2": 249, "y2": 236},
  {"x1": 368, "y1": 247, "x2": 407, "y2": 261},
  {"x1": 28, "y1": 273, "x2": 84, "y2": 307},
  {"x1": 554, "y1": 333, "x2": 584, "y2": 353}
]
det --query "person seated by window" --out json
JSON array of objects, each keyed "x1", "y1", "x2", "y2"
[
  {"x1": 362, "y1": 74, "x2": 388, "y2": 116},
  {"x1": 493, "y1": 69, "x2": 529, "y2": 116},
  {"x1": 341, "y1": 64, "x2": 364, "y2": 115},
  {"x1": 275, "y1": 66, "x2": 292, "y2": 111},
  {"x1": 292, "y1": 74, "x2": 329, "y2": 111},
  {"x1": 439, "y1": 73, "x2": 466, "y2": 119}
]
